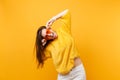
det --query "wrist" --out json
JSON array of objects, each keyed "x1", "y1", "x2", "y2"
[{"x1": 52, "y1": 17, "x2": 57, "y2": 21}]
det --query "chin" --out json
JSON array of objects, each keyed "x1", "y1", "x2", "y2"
[{"x1": 54, "y1": 35, "x2": 58, "y2": 39}]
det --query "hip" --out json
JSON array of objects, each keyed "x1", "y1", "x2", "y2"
[{"x1": 58, "y1": 63, "x2": 86, "y2": 80}]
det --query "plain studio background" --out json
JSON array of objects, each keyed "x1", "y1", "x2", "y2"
[{"x1": 0, "y1": 0, "x2": 120, "y2": 80}]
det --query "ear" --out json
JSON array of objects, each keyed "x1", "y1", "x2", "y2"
[{"x1": 41, "y1": 39, "x2": 47, "y2": 46}]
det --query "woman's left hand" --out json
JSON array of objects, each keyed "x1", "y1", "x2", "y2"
[{"x1": 46, "y1": 17, "x2": 56, "y2": 29}]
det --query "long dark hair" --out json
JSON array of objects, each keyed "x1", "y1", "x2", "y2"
[{"x1": 35, "y1": 26, "x2": 46, "y2": 68}]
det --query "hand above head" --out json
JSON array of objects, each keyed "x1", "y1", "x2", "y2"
[
  {"x1": 45, "y1": 9, "x2": 69, "y2": 29},
  {"x1": 45, "y1": 18, "x2": 56, "y2": 29}
]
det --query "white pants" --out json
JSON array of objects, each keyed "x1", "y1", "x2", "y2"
[{"x1": 57, "y1": 64, "x2": 86, "y2": 80}]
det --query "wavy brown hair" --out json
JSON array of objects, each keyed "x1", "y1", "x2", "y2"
[
  {"x1": 35, "y1": 26, "x2": 46, "y2": 68},
  {"x1": 35, "y1": 26, "x2": 52, "y2": 68}
]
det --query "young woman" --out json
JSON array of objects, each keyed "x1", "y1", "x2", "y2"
[{"x1": 35, "y1": 9, "x2": 86, "y2": 80}]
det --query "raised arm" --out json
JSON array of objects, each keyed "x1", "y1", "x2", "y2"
[{"x1": 46, "y1": 9, "x2": 69, "y2": 29}]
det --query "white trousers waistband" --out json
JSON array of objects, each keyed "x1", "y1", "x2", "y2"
[{"x1": 58, "y1": 64, "x2": 86, "y2": 80}]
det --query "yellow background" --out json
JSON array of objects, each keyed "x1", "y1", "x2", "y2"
[{"x1": 0, "y1": 0, "x2": 120, "y2": 80}]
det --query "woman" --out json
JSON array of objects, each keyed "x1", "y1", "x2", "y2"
[{"x1": 35, "y1": 9, "x2": 86, "y2": 80}]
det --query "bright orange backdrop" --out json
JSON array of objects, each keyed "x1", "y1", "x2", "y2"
[{"x1": 0, "y1": 0, "x2": 120, "y2": 80}]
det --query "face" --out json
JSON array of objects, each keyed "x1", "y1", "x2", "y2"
[{"x1": 41, "y1": 28, "x2": 57, "y2": 40}]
